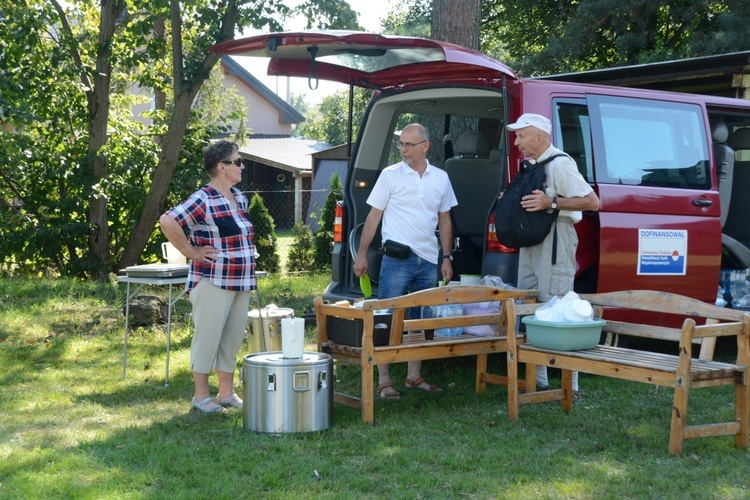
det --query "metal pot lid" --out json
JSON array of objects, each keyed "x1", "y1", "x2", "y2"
[
  {"x1": 248, "y1": 307, "x2": 295, "y2": 319},
  {"x1": 243, "y1": 352, "x2": 331, "y2": 366}
]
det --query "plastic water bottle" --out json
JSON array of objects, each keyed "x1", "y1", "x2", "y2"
[
  {"x1": 729, "y1": 270, "x2": 750, "y2": 309},
  {"x1": 435, "y1": 303, "x2": 463, "y2": 337}
]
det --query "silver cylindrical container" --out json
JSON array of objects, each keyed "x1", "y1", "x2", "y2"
[
  {"x1": 246, "y1": 307, "x2": 295, "y2": 353},
  {"x1": 242, "y1": 352, "x2": 333, "y2": 433}
]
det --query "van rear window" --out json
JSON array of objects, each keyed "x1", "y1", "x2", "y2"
[{"x1": 590, "y1": 96, "x2": 710, "y2": 189}]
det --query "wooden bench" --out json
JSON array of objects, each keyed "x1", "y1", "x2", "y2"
[
  {"x1": 315, "y1": 285, "x2": 538, "y2": 424},
  {"x1": 504, "y1": 290, "x2": 750, "y2": 455}
]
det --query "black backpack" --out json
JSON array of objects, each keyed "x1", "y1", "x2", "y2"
[{"x1": 494, "y1": 154, "x2": 568, "y2": 253}]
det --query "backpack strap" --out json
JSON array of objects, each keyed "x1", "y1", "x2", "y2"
[
  {"x1": 536, "y1": 153, "x2": 570, "y2": 166},
  {"x1": 550, "y1": 213, "x2": 559, "y2": 265},
  {"x1": 536, "y1": 154, "x2": 568, "y2": 265}
]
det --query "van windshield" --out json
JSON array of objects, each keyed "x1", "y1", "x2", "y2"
[{"x1": 590, "y1": 96, "x2": 710, "y2": 189}]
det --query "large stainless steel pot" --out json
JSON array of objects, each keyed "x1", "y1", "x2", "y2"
[{"x1": 242, "y1": 352, "x2": 333, "y2": 433}]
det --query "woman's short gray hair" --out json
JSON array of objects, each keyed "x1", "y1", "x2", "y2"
[{"x1": 203, "y1": 140, "x2": 238, "y2": 176}]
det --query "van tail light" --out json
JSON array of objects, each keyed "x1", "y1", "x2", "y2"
[
  {"x1": 486, "y1": 210, "x2": 517, "y2": 253},
  {"x1": 333, "y1": 201, "x2": 343, "y2": 243}
]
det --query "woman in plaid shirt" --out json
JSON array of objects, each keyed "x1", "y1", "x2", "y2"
[{"x1": 160, "y1": 140, "x2": 257, "y2": 414}]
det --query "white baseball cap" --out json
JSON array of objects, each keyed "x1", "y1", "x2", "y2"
[{"x1": 506, "y1": 113, "x2": 551, "y2": 135}]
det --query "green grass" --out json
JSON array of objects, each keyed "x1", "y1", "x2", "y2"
[
  {"x1": 1, "y1": 276, "x2": 749, "y2": 498},
  {"x1": 276, "y1": 229, "x2": 294, "y2": 274}
]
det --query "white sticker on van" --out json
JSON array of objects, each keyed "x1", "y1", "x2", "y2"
[{"x1": 637, "y1": 229, "x2": 687, "y2": 275}]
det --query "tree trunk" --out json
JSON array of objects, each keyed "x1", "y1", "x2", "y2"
[
  {"x1": 118, "y1": 0, "x2": 233, "y2": 270},
  {"x1": 118, "y1": 90, "x2": 201, "y2": 269},
  {"x1": 431, "y1": 0, "x2": 481, "y2": 49},
  {"x1": 88, "y1": 0, "x2": 125, "y2": 281}
]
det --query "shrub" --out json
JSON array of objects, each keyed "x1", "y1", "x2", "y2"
[
  {"x1": 313, "y1": 173, "x2": 342, "y2": 270},
  {"x1": 248, "y1": 193, "x2": 280, "y2": 273},
  {"x1": 287, "y1": 221, "x2": 314, "y2": 273}
]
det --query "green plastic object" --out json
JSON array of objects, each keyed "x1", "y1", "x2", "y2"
[
  {"x1": 359, "y1": 274, "x2": 372, "y2": 298},
  {"x1": 522, "y1": 317, "x2": 606, "y2": 351}
]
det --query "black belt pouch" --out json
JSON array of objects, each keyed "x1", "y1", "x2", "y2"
[{"x1": 382, "y1": 240, "x2": 411, "y2": 259}]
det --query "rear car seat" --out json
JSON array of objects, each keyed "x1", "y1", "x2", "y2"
[{"x1": 445, "y1": 132, "x2": 503, "y2": 273}]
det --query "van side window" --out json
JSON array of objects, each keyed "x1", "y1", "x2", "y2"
[
  {"x1": 589, "y1": 96, "x2": 710, "y2": 189},
  {"x1": 555, "y1": 101, "x2": 593, "y2": 182}
]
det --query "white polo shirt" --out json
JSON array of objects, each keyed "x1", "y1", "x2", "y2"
[{"x1": 367, "y1": 160, "x2": 458, "y2": 264}]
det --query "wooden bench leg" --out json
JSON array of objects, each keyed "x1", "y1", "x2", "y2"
[
  {"x1": 476, "y1": 353, "x2": 488, "y2": 394},
  {"x1": 526, "y1": 364, "x2": 537, "y2": 392},
  {"x1": 561, "y1": 369, "x2": 573, "y2": 414},
  {"x1": 362, "y1": 359, "x2": 375, "y2": 425},
  {"x1": 669, "y1": 379, "x2": 689, "y2": 456},
  {"x1": 736, "y1": 377, "x2": 749, "y2": 449},
  {"x1": 507, "y1": 350, "x2": 520, "y2": 420}
]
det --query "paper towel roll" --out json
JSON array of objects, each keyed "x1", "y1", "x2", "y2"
[{"x1": 281, "y1": 317, "x2": 305, "y2": 358}]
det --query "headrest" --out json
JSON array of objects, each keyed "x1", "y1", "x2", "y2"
[
  {"x1": 728, "y1": 127, "x2": 750, "y2": 150},
  {"x1": 454, "y1": 132, "x2": 491, "y2": 157},
  {"x1": 711, "y1": 120, "x2": 729, "y2": 143}
]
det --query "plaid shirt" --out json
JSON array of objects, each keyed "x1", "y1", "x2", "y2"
[{"x1": 164, "y1": 186, "x2": 256, "y2": 292}]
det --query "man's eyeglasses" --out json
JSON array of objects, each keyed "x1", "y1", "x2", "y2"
[
  {"x1": 221, "y1": 158, "x2": 243, "y2": 166},
  {"x1": 396, "y1": 140, "x2": 427, "y2": 149}
]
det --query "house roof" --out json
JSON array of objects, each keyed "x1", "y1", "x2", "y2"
[
  {"x1": 239, "y1": 136, "x2": 332, "y2": 176},
  {"x1": 222, "y1": 55, "x2": 305, "y2": 124}
]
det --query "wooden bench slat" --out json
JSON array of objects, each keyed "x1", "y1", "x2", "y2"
[{"x1": 683, "y1": 422, "x2": 742, "y2": 439}]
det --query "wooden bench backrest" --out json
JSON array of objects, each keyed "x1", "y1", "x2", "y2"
[
  {"x1": 315, "y1": 286, "x2": 538, "y2": 347},
  {"x1": 362, "y1": 286, "x2": 538, "y2": 343}
]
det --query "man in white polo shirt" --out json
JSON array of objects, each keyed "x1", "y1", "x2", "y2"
[{"x1": 354, "y1": 123, "x2": 458, "y2": 400}]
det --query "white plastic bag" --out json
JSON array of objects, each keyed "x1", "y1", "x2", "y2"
[{"x1": 462, "y1": 301, "x2": 501, "y2": 336}]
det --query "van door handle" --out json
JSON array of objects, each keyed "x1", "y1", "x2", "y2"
[{"x1": 692, "y1": 199, "x2": 712, "y2": 207}]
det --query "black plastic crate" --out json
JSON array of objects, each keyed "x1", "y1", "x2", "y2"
[{"x1": 326, "y1": 314, "x2": 392, "y2": 347}]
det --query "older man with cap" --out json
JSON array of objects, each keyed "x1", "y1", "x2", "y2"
[{"x1": 506, "y1": 113, "x2": 600, "y2": 398}]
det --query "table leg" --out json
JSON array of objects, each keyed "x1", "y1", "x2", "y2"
[
  {"x1": 165, "y1": 283, "x2": 173, "y2": 387},
  {"x1": 122, "y1": 282, "x2": 147, "y2": 380},
  {"x1": 123, "y1": 282, "x2": 131, "y2": 379}
]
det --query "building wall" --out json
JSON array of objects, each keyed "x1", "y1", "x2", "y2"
[
  {"x1": 128, "y1": 73, "x2": 294, "y2": 136},
  {"x1": 221, "y1": 73, "x2": 293, "y2": 136}
]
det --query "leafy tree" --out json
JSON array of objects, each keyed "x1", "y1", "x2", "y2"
[
  {"x1": 195, "y1": 65, "x2": 250, "y2": 145},
  {"x1": 295, "y1": 0, "x2": 359, "y2": 29},
  {"x1": 313, "y1": 173, "x2": 342, "y2": 270},
  {"x1": 297, "y1": 87, "x2": 371, "y2": 145},
  {"x1": 288, "y1": 92, "x2": 310, "y2": 118},
  {"x1": 482, "y1": 0, "x2": 750, "y2": 76},
  {"x1": 385, "y1": 1, "x2": 750, "y2": 76},
  {"x1": 0, "y1": 0, "x2": 360, "y2": 279},
  {"x1": 381, "y1": 0, "x2": 431, "y2": 37},
  {"x1": 287, "y1": 221, "x2": 315, "y2": 273},
  {"x1": 248, "y1": 193, "x2": 280, "y2": 273}
]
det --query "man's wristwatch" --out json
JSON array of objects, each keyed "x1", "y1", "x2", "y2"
[
  {"x1": 550, "y1": 196, "x2": 558, "y2": 210},
  {"x1": 443, "y1": 254, "x2": 453, "y2": 262}
]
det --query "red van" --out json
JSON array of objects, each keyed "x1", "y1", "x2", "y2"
[{"x1": 212, "y1": 32, "x2": 750, "y2": 307}]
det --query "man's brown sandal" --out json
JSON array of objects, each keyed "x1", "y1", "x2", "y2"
[
  {"x1": 377, "y1": 381, "x2": 401, "y2": 400},
  {"x1": 404, "y1": 377, "x2": 441, "y2": 392}
]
